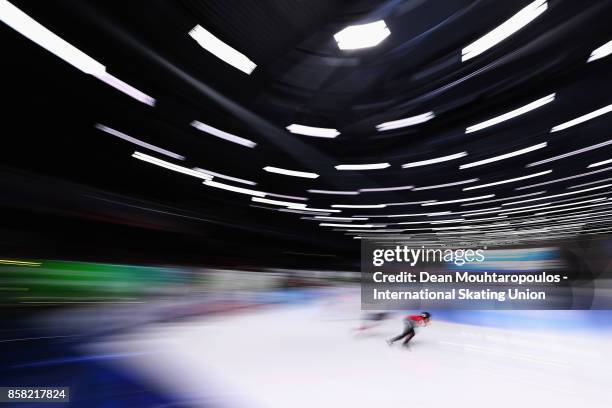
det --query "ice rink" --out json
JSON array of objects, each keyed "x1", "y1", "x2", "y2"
[{"x1": 90, "y1": 293, "x2": 612, "y2": 408}]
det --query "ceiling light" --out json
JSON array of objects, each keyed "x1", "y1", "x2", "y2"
[
  {"x1": 376, "y1": 112, "x2": 435, "y2": 131},
  {"x1": 0, "y1": 0, "x2": 155, "y2": 105},
  {"x1": 465, "y1": 95, "x2": 554, "y2": 133},
  {"x1": 286, "y1": 124, "x2": 340, "y2": 138},
  {"x1": 587, "y1": 39, "x2": 612, "y2": 63},
  {"x1": 95, "y1": 124, "x2": 184, "y2": 160},
  {"x1": 333, "y1": 20, "x2": 390, "y2": 50},
  {"x1": 463, "y1": 170, "x2": 552, "y2": 190},
  {"x1": 335, "y1": 163, "x2": 390, "y2": 171},
  {"x1": 189, "y1": 25, "x2": 256, "y2": 74},
  {"x1": 413, "y1": 179, "x2": 478, "y2": 191},
  {"x1": 461, "y1": 0, "x2": 548, "y2": 61},
  {"x1": 194, "y1": 167, "x2": 256, "y2": 185},
  {"x1": 588, "y1": 158, "x2": 612, "y2": 168},
  {"x1": 402, "y1": 152, "x2": 467, "y2": 168},
  {"x1": 359, "y1": 185, "x2": 413, "y2": 192},
  {"x1": 516, "y1": 166, "x2": 612, "y2": 190},
  {"x1": 308, "y1": 190, "x2": 359, "y2": 195},
  {"x1": 251, "y1": 197, "x2": 307, "y2": 208},
  {"x1": 550, "y1": 104, "x2": 612, "y2": 133},
  {"x1": 320, "y1": 223, "x2": 375, "y2": 228},
  {"x1": 526, "y1": 139, "x2": 612, "y2": 167},
  {"x1": 191, "y1": 120, "x2": 256, "y2": 148},
  {"x1": 461, "y1": 191, "x2": 546, "y2": 206},
  {"x1": 203, "y1": 180, "x2": 265, "y2": 197},
  {"x1": 422, "y1": 194, "x2": 495, "y2": 206},
  {"x1": 460, "y1": 143, "x2": 547, "y2": 169},
  {"x1": 132, "y1": 151, "x2": 212, "y2": 180},
  {"x1": 263, "y1": 166, "x2": 319, "y2": 179},
  {"x1": 331, "y1": 204, "x2": 387, "y2": 209}
]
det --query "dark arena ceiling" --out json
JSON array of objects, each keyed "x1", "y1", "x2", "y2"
[{"x1": 2, "y1": 0, "x2": 612, "y2": 268}]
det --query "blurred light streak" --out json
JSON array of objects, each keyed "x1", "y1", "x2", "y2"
[
  {"x1": 263, "y1": 166, "x2": 319, "y2": 178},
  {"x1": 335, "y1": 163, "x2": 390, "y2": 170},
  {"x1": 461, "y1": 143, "x2": 547, "y2": 169},
  {"x1": 422, "y1": 194, "x2": 495, "y2": 206},
  {"x1": 550, "y1": 104, "x2": 612, "y2": 132},
  {"x1": 0, "y1": 259, "x2": 41, "y2": 266},
  {"x1": 190, "y1": 120, "x2": 256, "y2": 148},
  {"x1": 465, "y1": 96, "x2": 555, "y2": 134},
  {"x1": 286, "y1": 124, "x2": 339, "y2": 138},
  {"x1": 463, "y1": 170, "x2": 552, "y2": 190},
  {"x1": 527, "y1": 139, "x2": 612, "y2": 167},
  {"x1": 588, "y1": 158, "x2": 612, "y2": 168},
  {"x1": 516, "y1": 166, "x2": 612, "y2": 189},
  {"x1": 413, "y1": 178, "x2": 478, "y2": 190},
  {"x1": 95, "y1": 124, "x2": 184, "y2": 160},
  {"x1": 461, "y1": 0, "x2": 548, "y2": 61},
  {"x1": 194, "y1": 167, "x2": 256, "y2": 185},
  {"x1": 376, "y1": 111, "x2": 435, "y2": 131},
  {"x1": 587, "y1": 39, "x2": 612, "y2": 62},
  {"x1": 131, "y1": 151, "x2": 212, "y2": 180},
  {"x1": 202, "y1": 180, "x2": 265, "y2": 197},
  {"x1": 188, "y1": 25, "x2": 256, "y2": 74},
  {"x1": 0, "y1": 0, "x2": 155, "y2": 105},
  {"x1": 334, "y1": 20, "x2": 390, "y2": 50},
  {"x1": 402, "y1": 152, "x2": 467, "y2": 168}
]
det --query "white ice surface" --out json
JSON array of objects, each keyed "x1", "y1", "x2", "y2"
[{"x1": 89, "y1": 295, "x2": 612, "y2": 408}]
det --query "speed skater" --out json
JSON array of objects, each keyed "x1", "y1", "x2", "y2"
[{"x1": 386, "y1": 312, "x2": 431, "y2": 347}]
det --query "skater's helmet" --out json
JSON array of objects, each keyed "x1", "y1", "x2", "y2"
[{"x1": 420, "y1": 312, "x2": 431, "y2": 319}]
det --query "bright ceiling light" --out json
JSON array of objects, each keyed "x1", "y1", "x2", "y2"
[
  {"x1": 516, "y1": 166, "x2": 612, "y2": 190},
  {"x1": 264, "y1": 192, "x2": 308, "y2": 201},
  {"x1": 308, "y1": 190, "x2": 359, "y2": 195},
  {"x1": 501, "y1": 184, "x2": 611, "y2": 206},
  {"x1": 286, "y1": 124, "x2": 340, "y2": 138},
  {"x1": 421, "y1": 194, "x2": 495, "y2": 206},
  {"x1": 251, "y1": 197, "x2": 307, "y2": 208},
  {"x1": 331, "y1": 204, "x2": 387, "y2": 209},
  {"x1": 527, "y1": 139, "x2": 612, "y2": 167},
  {"x1": 333, "y1": 20, "x2": 390, "y2": 50},
  {"x1": 359, "y1": 185, "x2": 413, "y2": 192},
  {"x1": 95, "y1": 124, "x2": 184, "y2": 160},
  {"x1": 413, "y1": 179, "x2": 478, "y2": 191},
  {"x1": 463, "y1": 170, "x2": 552, "y2": 191},
  {"x1": 460, "y1": 143, "x2": 547, "y2": 169},
  {"x1": 0, "y1": 0, "x2": 155, "y2": 105},
  {"x1": 588, "y1": 158, "x2": 612, "y2": 168},
  {"x1": 320, "y1": 223, "x2": 375, "y2": 228},
  {"x1": 194, "y1": 167, "x2": 256, "y2": 185},
  {"x1": 376, "y1": 112, "x2": 435, "y2": 131},
  {"x1": 550, "y1": 104, "x2": 612, "y2": 133},
  {"x1": 263, "y1": 166, "x2": 319, "y2": 179},
  {"x1": 335, "y1": 163, "x2": 390, "y2": 171},
  {"x1": 461, "y1": 0, "x2": 548, "y2": 62},
  {"x1": 188, "y1": 25, "x2": 256, "y2": 74},
  {"x1": 402, "y1": 152, "x2": 467, "y2": 168},
  {"x1": 190, "y1": 120, "x2": 256, "y2": 148},
  {"x1": 203, "y1": 180, "x2": 265, "y2": 197},
  {"x1": 314, "y1": 216, "x2": 368, "y2": 221},
  {"x1": 465, "y1": 94, "x2": 555, "y2": 134},
  {"x1": 587, "y1": 39, "x2": 612, "y2": 63},
  {"x1": 132, "y1": 151, "x2": 212, "y2": 180}
]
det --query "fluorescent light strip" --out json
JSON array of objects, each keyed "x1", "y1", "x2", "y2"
[
  {"x1": 460, "y1": 143, "x2": 547, "y2": 169},
  {"x1": 430, "y1": 219, "x2": 466, "y2": 224},
  {"x1": 277, "y1": 208, "x2": 329, "y2": 216},
  {"x1": 251, "y1": 197, "x2": 307, "y2": 208},
  {"x1": 265, "y1": 192, "x2": 309, "y2": 201},
  {"x1": 588, "y1": 158, "x2": 612, "y2": 168},
  {"x1": 422, "y1": 194, "x2": 495, "y2": 206},
  {"x1": 567, "y1": 178, "x2": 612, "y2": 189},
  {"x1": 463, "y1": 170, "x2": 552, "y2": 191},
  {"x1": 515, "y1": 166, "x2": 612, "y2": 190},
  {"x1": 308, "y1": 190, "x2": 358, "y2": 195},
  {"x1": 203, "y1": 180, "x2": 265, "y2": 197},
  {"x1": 263, "y1": 166, "x2": 319, "y2": 179},
  {"x1": 587, "y1": 39, "x2": 612, "y2": 63},
  {"x1": 193, "y1": 167, "x2": 255, "y2": 185},
  {"x1": 314, "y1": 216, "x2": 368, "y2": 221},
  {"x1": 376, "y1": 112, "x2": 435, "y2": 131},
  {"x1": 461, "y1": 191, "x2": 546, "y2": 206},
  {"x1": 188, "y1": 25, "x2": 256, "y2": 74},
  {"x1": 385, "y1": 200, "x2": 437, "y2": 206},
  {"x1": 333, "y1": 20, "x2": 390, "y2": 50},
  {"x1": 550, "y1": 104, "x2": 612, "y2": 133},
  {"x1": 191, "y1": 120, "x2": 256, "y2": 148},
  {"x1": 331, "y1": 204, "x2": 387, "y2": 209},
  {"x1": 527, "y1": 139, "x2": 612, "y2": 167},
  {"x1": 335, "y1": 163, "x2": 390, "y2": 171},
  {"x1": 320, "y1": 223, "x2": 375, "y2": 228},
  {"x1": 465, "y1": 95, "x2": 555, "y2": 134},
  {"x1": 0, "y1": 1, "x2": 155, "y2": 105},
  {"x1": 286, "y1": 124, "x2": 339, "y2": 138},
  {"x1": 402, "y1": 152, "x2": 467, "y2": 168},
  {"x1": 461, "y1": 0, "x2": 548, "y2": 61},
  {"x1": 95, "y1": 124, "x2": 184, "y2": 160},
  {"x1": 386, "y1": 212, "x2": 452, "y2": 218},
  {"x1": 502, "y1": 198, "x2": 607, "y2": 216},
  {"x1": 297, "y1": 207, "x2": 341, "y2": 213},
  {"x1": 413, "y1": 178, "x2": 478, "y2": 191},
  {"x1": 501, "y1": 184, "x2": 611, "y2": 206},
  {"x1": 534, "y1": 200, "x2": 611, "y2": 216},
  {"x1": 359, "y1": 185, "x2": 413, "y2": 192},
  {"x1": 132, "y1": 151, "x2": 212, "y2": 180}
]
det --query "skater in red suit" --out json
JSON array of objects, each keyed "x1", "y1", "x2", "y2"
[{"x1": 387, "y1": 312, "x2": 431, "y2": 347}]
